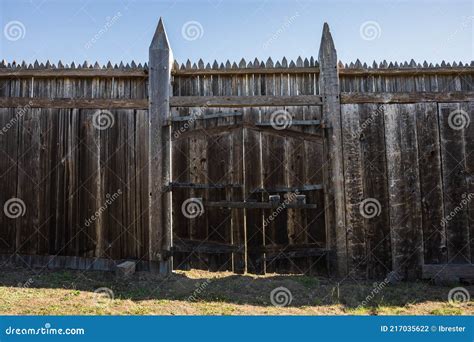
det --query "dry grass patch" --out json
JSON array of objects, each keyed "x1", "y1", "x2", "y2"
[{"x1": 0, "y1": 266, "x2": 472, "y2": 315}]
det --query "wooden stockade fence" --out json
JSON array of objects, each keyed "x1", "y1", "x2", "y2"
[{"x1": 0, "y1": 19, "x2": 472, "y2": 280}]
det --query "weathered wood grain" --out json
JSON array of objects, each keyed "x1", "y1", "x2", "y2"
[
  {"x1": 359, "y1": 104, "x2": 391, "y2": 278},
  {"x1": 169, "y1": 95, "x2": 322, "y2": 107},
  {"x1": 0, "y1": 108, "x2": 19, "y2": 255},
  {"x1": 384, "y1": 104, "x2": 423, "y2": 279},
  {"x1": 170, "y1": 107, "x2": 191, "y2": 270},
  {"x1": 438, "y1": 103, "x2": 471, "y2": 264},
  {"x1": 341, "y1": 104, "x2": 367, "y2": 278},
  {"x1": 414, "y1": 103, "x2": 446, "y2": 264},
  {"x1": 341, "y1": 92, "x2": 474, "y2": 104},
  {"x1": 0, "y1": 97, "x2": 148, "y2": 109},
  {"x1": 1, "y1": 22, "x2": 473, "y2": 280},
  {"x1": 148, "y1": 18, "x2": 172, "y2": 273},
  {"x1": 319, "y1": 23, "x2": 347, "y2": 277}
]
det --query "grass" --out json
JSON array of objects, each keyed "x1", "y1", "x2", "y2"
[{"x1": 0, "y1": 266, "x2": 472, "y2": 315}]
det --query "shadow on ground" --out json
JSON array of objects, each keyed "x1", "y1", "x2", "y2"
[{"x1": 0, "y1": 265, "x2": 466, "y2": 313}]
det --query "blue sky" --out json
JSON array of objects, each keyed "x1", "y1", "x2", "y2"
[{"x1": 0, "y1": 0, "x2": 472, "y2": 66}]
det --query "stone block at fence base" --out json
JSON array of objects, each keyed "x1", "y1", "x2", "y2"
[{"x1": 115, "y1": 261, "x2": 136, "y2": 278}]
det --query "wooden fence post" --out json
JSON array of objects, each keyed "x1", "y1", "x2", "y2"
[
  {"x1": 148, "y1": 18, "x2": 172, "y2": 274},
  {"x1": 318, "y1": 23, "x2": 348, "y2": 277}
]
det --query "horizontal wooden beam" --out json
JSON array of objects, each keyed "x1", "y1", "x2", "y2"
[
  {"x1": 172, "y1": 67, "x2": 320, "y2": 76},
  {"x1": 422, "y1": 264, "x2": 474, "y2": 280},
  {"x1": 261, "y1": 242, "x2": 325, "y2": 253},
  {"x1": 0, "y1": 66, "x2": 471, "y2": 79},
  {"x1": 170, "y1": 123, "x2": 323, "y2": 143},
  {"x1": 0, "y1": 68, "x2": 147, "y2": 78},
  {"x1": 172, "y1": 238, "x2": 242, "y2": 254},
  {"x1": 167, "y1": 111, "x2": 242, "y2": 123},
  {"x1": 2, "y1": 92, "x2": 471, "y2": 111},
  {"x1": 251, "y1": 184, "x2": 324, "y2": 193},
  {"x1": 258, "y1": 243, "x2": 330, "y2": 261},
  {"x1": 164, "y1": 182, "x2": 243, "y2": 191},
  {"x1": 169, "y1": 95, "x2": 323, "y2": 107},
  {"x1": 172, "y1": 66, "x2": 473, "y2": 77},
  {"x1": 0, "y1": 97, "x2": 147, "y2": 109},
  {"x1": 341, "y1": 91, "x2": 474, "y2": 104},
  {"x1": 264, "y1": 249, "x2": 329, "y2": 261},
  {"x1": 204, "y1": 201, "x2": 318, "y2": 209},
  {"x1": 339, "y1": 67, "x2": 474, "y2": 76},
  {"x1": 256, "y1": 119, "x2": 321, "y2": 127}
]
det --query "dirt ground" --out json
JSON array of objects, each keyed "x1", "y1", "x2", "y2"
[{"x1": 0, "y1": 266, "x2": 472, "y2": 315}]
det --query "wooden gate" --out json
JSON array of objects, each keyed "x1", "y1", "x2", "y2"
[
  {"x1": 148, "y1": 20, "x2": 345, "y2": 275},
  {"x1": 168, "y1": 98, "x2": 328, "y2": 275}
]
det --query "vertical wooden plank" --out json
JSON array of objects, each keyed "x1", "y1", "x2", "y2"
[
  {"x1": 244, "y1": 108, "x2": 264, "y2": 274},
  {"x1": 35, "y1": 80, "x2": 53, "y2": 256},
  {"x1": 466, "y1": 102, "x2": 474, "y2": 263},
  {"x1": 149, "y1": 18, "x2": 172, "y2": 273},
  {"x1": 100, "y1": 109, "x2": 121, "y2": 260},
  {"x1": 438, "y1": 102, "x2": 470, "y2": 263},
  {"x1": 231, "y1": 126, "x2": 245, "y2": 273},
  {"x1": 319, "y1": 23, "x2": 347, "y2": 276},
  {"x1": 135, "y1": 109, "x2": 150, "y2": 261},
  {"x1": 341, "y1": 104, "x2": 367, "y2": 278},
  {"x1": 50, "y1": 109, "x2": 66, "y2": 255},
  {"x1": 304, "y1": 137, "x2": 326, "y2": 275},
  {"x1": 414, "y1": 102, "x2": 447, "y2": 264},
  {"x1": 384, "y1": 104, "x2": 423, "y2": 279},
  {"x1": 207, "y1": 133, "x2": 232, "y2": 271},
  {"x1": 188, "y1": 133, "x2": 209, "y2": 270},
  {"x1": 0, "y1": 107, "x2": 19, "y2": 254},
  {"x1": 188, "y1": 66, "x2": 210, "y2": 270},
  {"x1": 64, "y1": 108, "x2": 80, "y2": 259},
  {"x1": 170, "y1": 107, "x2": 190, "y2": 270},
  {"x1": 360, "y1": 103, "x2": 391, "y2": 278},
  {"x1": 16, "y1": 108, "x2": 41, "y2": 255},
  {"x1": 129, "y1": 107, "x2": 138, "y2": 259},
  {"x1": 261, "y1": 129, "x2": 288, "y2": 274},
  {"x1": 286, "y1": 61, "x2": 310, "y2": 274},
  {"x1": 261, "y1": 64, "x2": 289, "y2": 273},
  {"x1": 79, "y1": 109, "x2": 101, "y2": 258}
]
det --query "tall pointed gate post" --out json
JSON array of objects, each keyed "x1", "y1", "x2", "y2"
[
  {"x1": 318, "y1": 23, "x2": 348, "y2": 277},
  {"x1": 148, "y1": 18, "x2": 172, "y2": 274}
]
